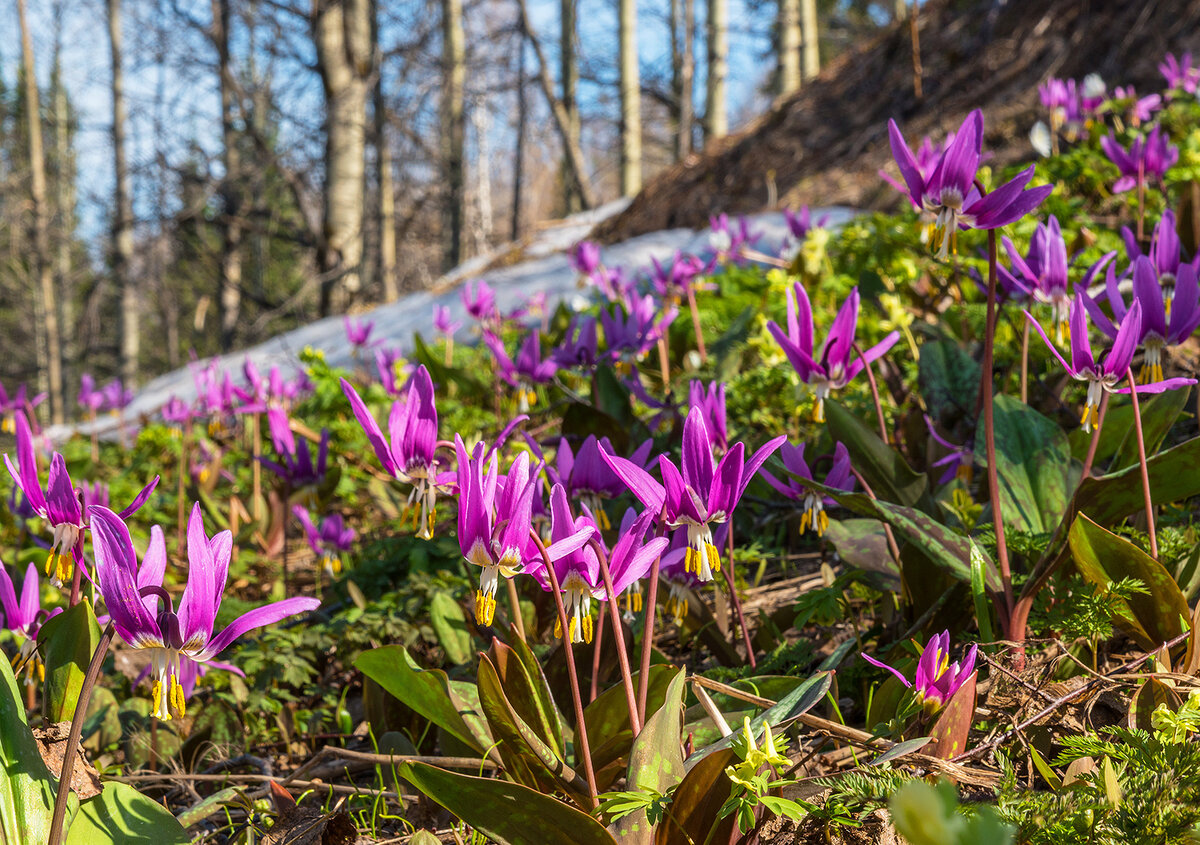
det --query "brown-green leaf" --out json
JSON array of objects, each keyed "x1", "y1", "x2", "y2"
[{"x1": 37, "y1": 601, "x2": 101, "y2": 723}]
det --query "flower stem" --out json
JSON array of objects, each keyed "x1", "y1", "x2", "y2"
[
  {"x1": 1080, "y1": 392, "x2": 1110, "y2": 481},
  {"x1": 724, "y1": 520, "x2": 756, "y2": 668},
  {"x1": 590, "y1": 605, "x2": 605, "y2": 703},
  {"x1": 48, "y1": 622, "x2": 114, "y2": 845},
  {"x1": 1126, "y1": 369, "x2": 1158, "y2": 558},
  {"x1": 983, "y1": 230, "x2": 1014, "y2": 620},
  {"x1": 853, "y1": 341, "x2": 888, "y2": 445},
  {"x1": 505, "y1": 576, "x2": 526, "y2": 641},
  {"x1": 686, "y1": 285, "x2": 708, "y2": 363},
  {"x1": 529, "y1": 530, "x2": 598, "y2": 806},
  {"x1": 591, "y1": 539, "x2": 641, "y2": 735},
  {"x1": 636, "y1": 518, "x2": 667, "y2": 725},
  {"x1": 1020, "y1": 320, "x2": 1030, "y2": 404}
]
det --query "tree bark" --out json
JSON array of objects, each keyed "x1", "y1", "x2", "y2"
[
  {"x1": 371, "y1": 0, "x2": 397, "y2": 300},
  {"x1": 511, "y1": 25, "x2": 527, "y2": 240},
  {"x1": 109, "y1": 0, "x2": 138, "y2": 388},
  {"x1": 560, "y1": 0, "x2": 581, "y2": 212},
  {"x1": 471, "y1": 103, "x2": 493, "y2": 253},
  {"x1": 618, "y1": 0, "x2": 641, "y2": 196},
  {"x1": 213, "y1": 0, "x2": 244, "y2": 351},
  {"x1": 20, "y1": 0, "x2": 65, "y2": 423},
  {"x1": 777, "y1": 0, "x2": 801, "y2": 95},
  {"x1": 441, "y1": 0, "x2": 466, "y2": 270},
  {"x1": 52, "y1": 52, "x2": 76, "y2": 407},
  {"x1": 679, "y1": 0, "x2": 694, "y2": 156},
  {"x1": 313, "y1": 0, "x2": 370, "y2": 314},
  {"x1": 704, "y1": 0, "x2": 727, "y2": 140},
  {"x1": 800, "y1": 0, "x2": 819, "y2": 81},
  {"x1": 515, "y1": 0, "x2": 596, "y2": 209}
]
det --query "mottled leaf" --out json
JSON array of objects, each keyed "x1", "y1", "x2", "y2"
[
  {"x1": 615, "y1": 669, "x2": 686, "y2": 844},
  {"x1": 826, "y1": 400, "x2": 927, "y2": 508},
  {"x1": 37, "y1": 601, "x2": 101, "y2": 723},
  {"x1": 658, "y1": 748, "x2": 737, "y2": 845},
  {"x1": 926, "y1": 672, "x2": 976, "y2": 760}
]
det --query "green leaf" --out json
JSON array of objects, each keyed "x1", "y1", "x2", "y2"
[
  {"x1": 826, "y1": 400, "x2": 927, "y2": 508},
  {"x1": 354, "y1": 645, "x2": 492, "y2": 756},
  {"x1": 927, "y1": 672, "x2": 976, "y2": 760},
  {"x1": 429, "y1": 591, "x2": 472, "y2": 665},
  {"x1": 615, "y1": 669, "x2": 686, "y2": 844},
  {"x1": 412, "y1": 333, "x2": 487, "y2": 396},
  {"x1": 64, "y1": 782, "x2": 188, "y2": 844},
  {"x1": 869, "y1": 737, "x2": 931, "y2": 766},
  {"x1": 1073, "y1": 436, "x2": 1200, "y2": 528},
  {"x1": 503, "y1": 627, "x2": 565, "y2": 756},
  {"x1": 918, "y1": 338, "x2": 980, "y2": 426},
  {"x1": 688, "y1": 671, "x2": 832, "y2": 768},
  {"x1": 1029, "y1": 747, "x2": 1063, "y2": 791},
  {"x1": 37, "y1": 602, "x2": 102, "y2": 723},
  {"x1": 824, "y1": 519, "x2": 899, "y2": 588},
  {"x1": 1068, "y1": 514, "x2": 1189, "y2": 650},
  {"x1": 398, "y1": 761, "x2": 617, "y2": 845},
  {"x1": 970, "y1": 540, "x2": 996, "y2": 645},
  {"x1": 1111, "y1": 387, "x2": 1189, "y2": 472},
  {"x1": 173, "y1": 786, "x2": 241, "y2": 828},
  {"x1": 584, "y1": 665, "x2": 676, "y2": 777},
  {"x1": 658, "y1": 748, "x2": 737, "y2": 845},
  {"x1": 973, "y1": 395, "x2": 1072, "y2": 533},
  {"x1": 0, "y1": 651, "x2": 60, "y2": 844}
]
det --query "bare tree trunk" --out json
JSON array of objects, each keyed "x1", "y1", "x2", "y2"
[
  {"x1": 313, "y1": 0, "x2": 370, "y2": 314},
  {"x1": 800, "y1": 0, "x2": 819, "y2": 80},
  {"x1": 213, "y1": 0, "x2": 244, "y2": 351},
  {"x1": 618, "y1": 0, "x2": 641, "y2": 196},
  {"x1": 511, "y1": 26, "x2": 527, "y2": 240},
  {"x1": 472, "y1": 102, "x2": 493, "y2": 254},
  {"x1": 52, "y1": 50, "x2": 76, "y2": 404},
  {"x1": 679, "y1": 0, "x2": 694, "y2": 157},
  {"x1": 704, "y1": 0, "x2": 727, "y2": 140},
  {"x1": 670, "y1": 0, "x2": 682, "y2": 159},
  {"x1": 108, "y1": 0, "x2": 138, "y2": 388},
  {"x1": 441, "y1": 0, "x2": 466, "y2": 270},
  {"x1": 20, "y1": 0, "x2": 65, "y2": 423},
  {"x1": 515, "y1": 0, "x2": 596, "y2": 209},
  {"x1": 371, "y1": 0, "x2": 397, "y2": 301},
  {"x1": 560, "y1": 0, "x2": 580, "y2": 213},
  {"x1": 777, "y1": 0, "x2": 801, "y2": 95}
]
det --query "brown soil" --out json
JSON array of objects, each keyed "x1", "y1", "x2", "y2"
[{"x1": 594, "y1": 0, "x2": 1200, "y2": 244}]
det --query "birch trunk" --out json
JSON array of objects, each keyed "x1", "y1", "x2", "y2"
[
  {"x1": 371, "y1": 0, "x2": 397, "y2": 300},
  {"x1": 618, "y1": 0, "x2": 641, "y2": 195},
  {"x1": 19, "y1": 0, "x2": 65, "y2": 423},
  {"x1": 441, "y1": 0, "x2": 466, "y2": 269},
  {"x1": 777, "y1": 0, "x2": 801, "y2": 95},
  {"x1": 560, "y1": 0, "x2": 581, "y2": 212},
  {"x1": 680, "y1": 0, "x2": 694, "y2": 156},
  {"x1": 705, "y1": 0, "x2": 727, "y2": 140},
  {"x1": 109, "y1": 0, "x2": 138, "y2": 388},
  {"x1": 52, "y1": 54, "x2": 76, "y2": 402},
  {"x1": 511, "y1": 26, "x2": 527, "y2": 240},
  {"x1": 313, "y1": 0, "x2": 371, "y2": 314},
  {"x1": 800, "y1": 0, "x2": 819, "y2": 80}
]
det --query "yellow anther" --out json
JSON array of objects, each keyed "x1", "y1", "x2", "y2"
[
  {"x1": 44, "y1": 551, "x2": 56, "y2": 577},
  {"x1": 812, "y1": 400, "x2": 826, "y2": 424},
  {"x1": 475, "y1": 590, "x2": 497, "y2": 627},
  {"x1": 582, "y1": 614, "x2": 594, "y2": 644},
  {"x1": 706, "y1": 543, "x2": 721, "y2": 574},
  {"x1": 152, "y1": 680, "x2": 166, "y2": 721},
  {"x1": 817, "y1": 510, "x2": 829, "y2": 536},
  {"x1": 170, "y1": 677, "x2": 187, "y2": 718},
  {"x1": 632, "y1": 591, "x2": 642, "y2": 613}
]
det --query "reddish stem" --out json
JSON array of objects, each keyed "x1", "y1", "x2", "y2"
[
  {"x1": 1126, "y1": 370, "x2": 1158, "y2": 558},
  {"x1": 591, "y1": 539, "x2": 642, "y2": 735}
]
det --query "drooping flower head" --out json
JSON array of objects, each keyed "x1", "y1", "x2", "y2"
[
  {"x1": 1110, "y1": 86, "x2": 1162, "y2": 126},
  {"x1": 344, "y1": 316, "x2": 376, "y2": 350},
  {"x1": 1083, "y1": 255, "x2": 1200, "y2": 385},
  {"x1": 102, "y1": 379, "x2": 134, "y2": 413},
  {"x1": 484, "y1": 330, "x2": 558, "y2": 412},
  {"x1": 1101, "y1": 126, "x2": 1179, "y2": 193},
  {"x1": 0, "y1": 561, "x2": 60, "y2": 685},
  {"x1": 90, "y1": 505, "x2": 319, "y2": 720},
  {"x1": 374, "y1": 345, "x2": 409, "y2": 395},
  {"x1": 1119, "y1": 210, "x2": 1198, "y2": 321},
  {"x1": 658, "y1": 527, "x2": 702, "y2": 625},
  {"x1": 600, "y1": 294, "x2": 678, "y2": 370},
  {"x1": 923, "y1": 416, "x2": 974, "y2": 485},
  {"x1": 603, "y1": 409, "x2": 784, "y2": 581},
  {"x1": 759, "y1": 441, "x2": 854, "y2": 536},
  {"x1": 0, "y1": 382, "x2": 42, "y2": 434},
  {"x1": 536, "y1": 485, "x2": 602, "y2": 643},
  {"x1": 260, "y1": 428, "x2": 330, "y2": 497},
  {"x1": 862, "y1": 631, "x2": 977, "y2": 712},
  {"x1": 293, "y1": 506, "x2": 356, "y2": 576},
  {"x1": 462, "y1": 280, "x2": 499, "y2": 326},
  {"x1": 767, "y1": 284, "x2": 899, "y2": 423},
  {"x1": 889, "y1": 109, "x2": 1053, "y2": 259},
  {"x1": 342, "y1": 365, "x2": 444, "y2": 539},
  {"x1": 649, "y1": 252, "x2": 709, "y2": 302},
  {"x1": 1161, "y1": 52, "x2": 1200, "y2": 96},
  {"x1": 880, "y1": 134, "x2": 947, "y2": 208},
  {"x1": 1028, "y1": 294, "x2": 1194, "y2": 432},
  {"x1": 4, "y1": 411, "x2": 157, "y2": 586},
  {"x1": 570, "y1": 241, "x2": 602, "y2": 277},
  {"x1": 708, "y1": 214, "x2": 761, "y2": 264}
]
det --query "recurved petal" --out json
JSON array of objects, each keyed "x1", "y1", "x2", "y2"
[
  {"x1": 10, "y1": 412, "x2": 46, "y2": 515},
  {"x1": 1132, "y1": 255, "x2": 1167, "y2": 338},
  {"x1": 1105, "y1": 298, "x2": 1142, "y2": 378},
  {"x1": 90, "y1": 506, "x2": 159, "y2": 647},
  {"x1": 45, "y1": 454, "x2": 81, "y2": 526},
  {"x1": 340, "y1": 378, "x2": 397, "y2": 475},
  {"x1": 601, "y1": 449, "x2": 666, "y2": 513},
  {"x1": 118, "y1": 476, "x2": 160, "y2": 520},
  {"x1": 137, "y1": 526, "x2": 169, "y2": 615},
  {"x1": 887, "y1": 118, "x2": 926, "y2": 207},
  {"x1": 860, "y1": 652, "x2": 912, "y2": 688},
  {"x1": 198, "y1": 597, "x2": 321, "y2": 661}
]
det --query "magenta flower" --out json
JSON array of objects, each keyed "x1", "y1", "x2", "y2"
[
  {"x1": 344, "y1": 316, "x2": 376, "y2": 349},
  {"x1": 1027, "y1": 294, "x2": 1193, "y2": 432},
  {"x1": 708, "y1": 214, "x2": 760, "y2": 263},
  {"x1": 293, "y1": 506, "x2": 355, "y2": 576},
  {"x1": 0, "y1": 382, "x2": 43, "y2": 434},
  {"x1": 658, "y1": 527, "x2": 703, "y2": 625},
  {"x1": 601, "y1": 294, "x2": 678, "y2": 368},
  {"x1": 78, "y1": 374, "x2": 106, "y2": 415},
  {"x1": 160, "y1": 396, "x2": 196, "y2": 427},
  {"x1": 462, "y1": 280, "x2": 499, "y2": 325},
  {"x1": 1161, "y1": 52, "x2": 1200, "y2": 96},
  {"x1": 342, "y1": 366, "x2": 444, "y2": 539},
  {"x1": 433, "y1": 304, "x2": 462, "y2": 337},
  {"x1": 889, "y1": 109, "x2": 1053, "y2": 259},
  {"x1": 1111, "y1": 86, "x2": 1162, "y2": 125},
  {"x1": 1120, "y1": 210, "x2": 1199, "y2": 321},
  {"x1": 102, "y1": 379, "x2": 134, "y2": 413},
  {"x1": 649, "y1": 252, "x2": 709, "y2": 302},
  {"x1": 90, "y1": 505, "x2": 319, "y2": 720},
  {"x1": 0, "y1": 561, "x2": 59, "y2": 685},
  {"x1": 767, "y1": 284, "x2": 899, "y2": 423},
  {"x1": 782, "y1": 206, "x2": 830, "y2": 241},
  {"x1": 570, "y1": 241, "x2": 602, "y2": 276},
  {"x1": 924, "y1": 416, "x2": 974, "y2": 485},
  {"x1": 999, "y1": 215, "x2": 1115, "y2": 342},
  {"x1": 688, "y1": 380, "x2": 727, "y2": 455},
  {"x1": 760, "y1": 442, "x2": 854, "y2": 536},
  {"x1": 553, "y1": 315, "x2": 599, "y2": 369},
  {"x1": 260, "y1": 428, "x2": 329, "y2": 493},
  {"x1": 484, "y1": 330, "x2": 557, "y2": 412},
  {"x1": 1083, "y1": 255, "x2": 1200, "y2": 384},
  {"x1": 534, "y1": 484, "x2": 603, "y2": 643},
  {"x1": 862, "y1": 631, "x2": 977, "y2": 712},
  {"x1": 603, "y1": 408, "x2": 784, "y2": 582},
  {"x1": 1039, "y1": 78, "x2": 1081, "y2": 129},
  {"x1": 4, "y1": 411, "x2": 157, "y2": 586},
  {"x1": 879, "y1": 134, "x2": 946, "y2": 208},
  {"x1": 374, "y1": 346, "x2": 408, "y2": 395},
  {"x1": 1101, "y1": 127, "x2": 1178, "y2": 193}
]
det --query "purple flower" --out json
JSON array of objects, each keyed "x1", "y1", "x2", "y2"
[
  {"x1": 880, "y1": 135, "x2": 945, "y2": 208},
  {"x1": 767, "y1": 284, "x2": 899, "y2": 423},
  {"x1": 889, "y1": 109, "x2": 1053, "y2": 259},
  {"x1": 658, "y1": 527, "x2": 703, "y2": 625},
  {"x1": 1, "y1": 382, "x2": 43, "y2": 434},
  {"x1": 1083, "y1": 255, "x2": 1200, "y2": 384},
  {"x1": 553, "y1": 315, "x2": 599, "y2": 369},
  {"x1": 924, "y1": 416, "x2": 974, "y2": 485},
  {"x1": 688, "y1": 380, "x2": 727, "y2": 455},
  {"x1": 260, "y1": 428, "x2": 329, "y2": 492},
  {"x1": 606, "y1": 507, "x2": 668, "y2": 616},
  {"x1": 484, "y1": 330, "x2": 557, "y2": 412},
  {"x1": 1027, "y1": 294, "x2": 1194, "y2": 432},
  {"x1": 601, "y1": 294, "x2": 678, "y2": 368},
  {"x1": 375, "y1": 346, "x2": 409, "y2": 395},
  {"x1": 783, "y1": 206, "x2": 830, "y2": 242},
  {"x1": 160, "y1": 396, "x2": 196, "y2": 427},
  {"x1": 90, "y1": 504, "x2": 319, "y2": 720},
  {"x1": 4, "y1": 411, "x2": 157, "y2": 586},
  {"x1": 760, "y1": 442, "x2": 854, "y2": 536},
  {"x1": 708, "y1": 214, "x2": 761, "y2": 263},
  {"x1": 0, "y1": 561, "x2": 59, "y2": 685},
  {"x1": 293, "y1": 506, "x2": 355, "y2": 576},
  {"x1": 1111, "y1": 86, "x2": 1162, "y2": 125},
  {"x1": 342, "y1": 366, "x2": 444, "y2": 539},
  {"x1": 602, "y1": 408, "x2": 784, "y2": 582},
  {"x1": 433, "y1": 305, "x2": 462, "y2": 337},
  {"x1": 1119, "y1": 210, "x2": 1199, "y2": 321},
  {"x1": 1101, "y1": 127, "x2": 1179, "y2": 193},
  {"x1": 102, "y1": 379, "x2": 134, "y2": 413},
  {"x1": 1000, "y1": 215, "x2": 1115, "y2": 342},
  {"x1": 462, "y1": 280, "x2": 499, "y2": 325},
  {"x1": 862, "y1": 631, "x2": 977, "y2": 712},
  {"x1": 649, "y1": 252, "x2": 709, "y2": 302},
  {"x1": 1161, "y1": 52, "x2": 1200, "y2": 96},
  {"x1": 78, "y1": 374, "x2": 106, "y2": 415},
  {"x1": 535, "y1": 484, "x2": 603, "y2": 642},
  {"x1": 1039, "y1": 78, "x2": 1081, "y2": 129},
  {"x1": 345, "y1": 316, "x2": 376, "y2": 349},
  {"x1": 570, "y1": 242, "x2": 602, "y2": 276}
]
